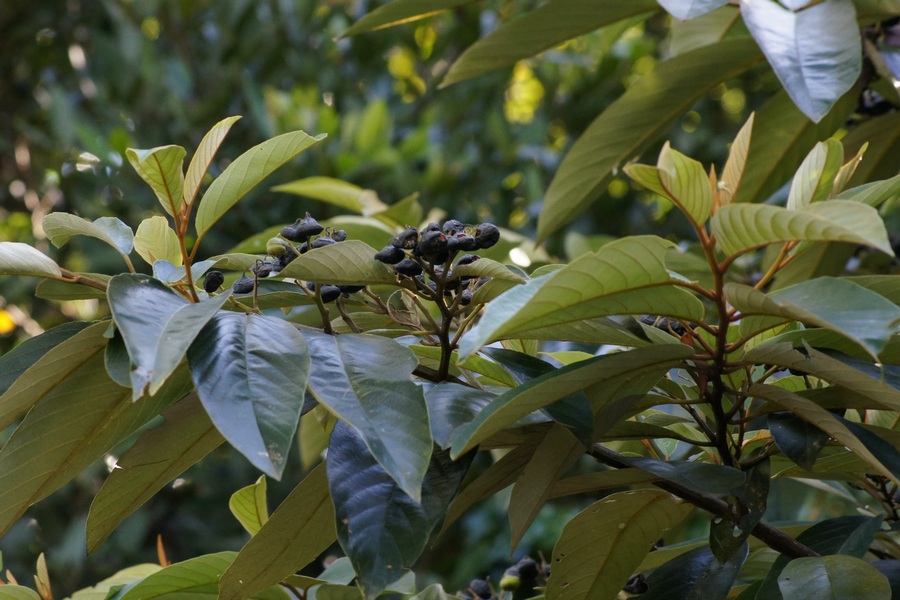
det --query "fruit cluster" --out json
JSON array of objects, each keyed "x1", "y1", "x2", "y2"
[{"x1": 458, "y1": 556, "x2": 542, "y2": 600}]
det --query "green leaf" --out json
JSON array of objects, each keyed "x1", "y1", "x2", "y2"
[
  {"x1": 86, "y1": 394, "x2": 224, "y2": 552},
  {"x1": 340, "y1": 0, "x2": 474, "y2": 36},
  {"x1": 327, "y1": 421, "x2": 471, "y2": 600},
  {"x1": 720, "y1": 112, "x2": 755, "y2": 205},
  {"x1": 731, "y1": 278, "x2": 900, "y2": 358},
  {"x1": 408, "y1": 584, "x2": 459, "y2": 600},
  {"x1": 625, "y1": 143, "x2": 712, "y2": 226},
  {"x1": 194, "y1": 130, "x2": 325, "y2": 238},
  {"x1": 372, "y1": 192, "x2": 423, "y2": 229},
  {"x1": 668, "y1": 5, "x2": 741, "y2": 56},
  {"x1": 750, "y1": 383, "x2": 899, "y2": 483},
  {"x1": 0, "y1": 242, "x2": 62, "y2": 278},
  {"x1": 188, "y1": 312, "x2": 310, "y2": 480},
  {"x1": 303, "y1": 331, "x2": 431, "y2": 501},
  {"x1": 459, "y1": 236, "x2": 704, "y2": 357},
  {"x1": 658, "y1": 0, "x2": 729, "y2": 19},
  {"x1": 840, "y1": 113, "x2": 900, "y2": 186},
  {"x1": 43, "y1": 213, "x2": 135, "y2": 255},
  {"x1": 545, "y1": 489, "x2": 693, "y2": 600},
  {"x1": 787, "y1": 139, "x2": 844, "y2": 209},
  {"x1": 711, "y1": 201, "x2": 893, "y2": 258},
  {"x1": 640, "y1": 543, "x2": 748, "y2": 599},
  {"x1": 547, "y1": 469, "x2": 660, "y2": 499},
  {"x1": 425, "y1": 383, "x2": 497, "y2": 448},
  {"x1": 0, "y1": 321, "x2": 88, "y2": 398},
  {"x1": 777, "y1": 556, "x2": 890, "y2": 600},
  {"x1": 133, "y1": 216, "x2": 182, "y2": 267},
  {"x1": 509, "y1": 424, "x2": 583, "y2": 551},
  {"x1": 0, "y1": 587, "x2": 41, "y2": 600},
  {"x1": 126, "y1": 145, "x2": 186, "y2": 217},
  {"x1": 452, "y1": 257, "x2": 526, "y2": 284},
  {"x1": 219, "y1": 463, "x2": 336, "y2": 600},
  {"x1": 836, "y1": 171, "x2": 900, "y2": 207},
  {"x1": 279, "y1": 240, "x2": 396, "y2": 285},
  {"x1": 538, "y1": 37, "x2": 763, "y2": 241},
  {"x1": 35, "y1": 273, "x2": 110, "y2": 301},
  {"x1": 740, "y1": 0, "x2": 861, "y2": 122},
  {"x1": 230, "y1": 475, "x2": 268, "y2": 536},
  {"x1": 0, "y1": 359, "x2": 192, "y2": 537},
  {"x1": 769, "y1": 412, "x2": 830, "y2": 471},
  {"x1": 618, "y1": 456, "x2": 745, "y2": 497},
  {"x1": 450, "y1": 344, "x2": 693, "y2": 458},
  {"x1": 272, "y1": 176, "x2": 387, "y2": 215},
  {"x1": 71, "y1": 565, "x2": 163, "y2": 600},
  {"x1": 440, "y1": 0, "x2": 658, "y2": 86},
  {"x1": 183, "y1": 115, "x2": 242, "y2": 209}
]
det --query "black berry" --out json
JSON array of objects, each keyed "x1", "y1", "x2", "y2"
[
  {"x1": 203, "y1": 270, "x2": 224, "y2": 293},
  {"x1": 417, "y1": 230, "x2": 449, "y2": 263},
  {"x1": 474, "y1": 223, "x2": 500, "y2": 249},
  {"x1": 375, "y1": 245, "x2": 406, "y2": 264},
  {"x1": 442, "y1": 219, "x2": 465, "y2": 235},
  {"x1": 394, "y1": 258, "x2": 423, "y2": 277},
  {"x1": 232, "y1": 275, "x2": 255, "y2": 294},
  {"x1": 281, "y1": 212, "x2": 324, "y2": 242},
  {"x1": 468, "y1": 579, "x2": 491, "y2": 599},
  {"x1": 320, "y1": 285, "x2": 342, "y2": 303},
  {"x1": 391, "y1": 227, "x2": 419, "y2": 250}
]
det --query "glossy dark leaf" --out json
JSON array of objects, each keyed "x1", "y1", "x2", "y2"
[
  {"x1": 769, "y1": 412, "x2": 831, "y2": 471},
  {"x1": 188, "y1": 312, "x2": 310, "y2": 479},
  {"x1": 425, "y1": 383, "x2": 497, "y2": 448},
  {"x1": 777, "y1": 555, "x2": 890, "y2": 599},
  {"x1": 618, "y1": 456, "x2": 745, "y2": 497},
  {"x1": 327, "y1": 421, "x2": 471, "y2": 599},
  {"x1": 640, "y1": 543, "x2": 748, "y2": 600}
]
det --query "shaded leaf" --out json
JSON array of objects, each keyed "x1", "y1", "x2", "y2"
[
  {"x1": 740, "y1": 0, "x2": 861, "y2": 122},
  {"x1": 340, "y1": 0, "x2": 474, "y2": 36},
  {"x1": 618, "y1": 456, "x2": 745, "y2": 497},
  {"x1": 43, "y1": 213, "x2": 134, "y2": 255},
  {"x1": 35, "y1": 275, "x2": 110, "y2": 301},
  {"x1": 134, "y1": 216, "x2": 182, "y2": 267},
  {"x1": 272, "y1": 176, "x2": 387, "y2": 215},
  {"x1": 547, "y1": 469, "x2": 660, "y2": 500},
  {"x1": 538, "y1": 37, "x2": 763, "y2": 241},
  {"x1": 769, "y1": 412, "x2": 830, "y2": 471},
  {"x1": 425, "y1": 383, "x2": 497, "y2": 448},
  {"x1": 279, "y1": 240, "x2": 396, "y2": 285},
  {"x1": 545, "y1": 489, "x2": 692, "y2": 600},
  {"x1": 126, "y1": 145, "x2": 186, "y2": 216},
  {"x1": 195, "y1": 130, "x2": 325, "y2": 237},
  {"x1": 219, "y1": 464, "x2": 336, "y2": 600},
  {"x1": 441, "y1": 0, "x2": 658, "y2": 86},
  {"x1": 0, "y1": 321, "x2": 88, "y2": 398},
  {"x1": 836, "y1": 171, "x2": 900, "y2": 207},
  {"x1": 640, "y1": 543, "x2": 748, "y2": 600},
  {"x1": 777, "y1": 555, "x2": 890, "y2": 600},
  {"x1": 183, "y1": 115, "x2": 242, "y2": 209},
  {"x1": 0, "y1": 242, "x2": 62, "y2": 278},
  {"x1": 188, "y1": 312, "x2": 310, "y2": 479},
  {"x1": 230, "y1": 475, "x2": 268, "y2": 536},
  {"x1": 786, "y1": 139, "x2": 844, "y2": 209},
  {"x1": 303, "y1": 330, "x2": 431, "y2": 501},
  {"x1": 658, "y1": 0, "x2": 729, "y2": 19},
  {"x1": 720, "y1": 112, "x2": 755, "y2": 205},
  {"x1": 87, "y1": 395, "x2": 224, "y2": 552}
]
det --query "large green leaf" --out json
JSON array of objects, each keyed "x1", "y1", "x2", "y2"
[
  {"x1": 711, "y1": 201, "x2": 893, "y2": 258},
  {"x1": 327, "y1": 421, "x2": 471, "y2": 600},
  {"x1": 187, "y1": 312, "x2": 310, "y2": 480},
  {"x1": 194, "y1": 130, "x2": 325, "y2": 238},
  {"x1": 440, "y1": 0, "x2": 658, "y2": 86},
  {"x1": 740, "y1": 0, "x2": 861, "y2": 122},
  {"x1": 86, "y1": 394, "x2": 224, "y2": 552},
  {"x1": 303, "y1": 330, "x2": 431, "y2": 501},
  {"x1": 459, "y1": 236, "x2": 704, "y2": 357},
  {"x1": 69, "y1": 565, "x2": 163, "y2": 600},
  {"x1": 0, "y1": 587, "x2": 41, "y2": 600},
  {"x1": 837, "y1": 171, "x2": 900, "y2": 208},
  {"x1": 229, "y1": 475, "x2": 268, "y2": 536},
  {"x1": 0, "y1": 360, "x2": 192, "y2": 537},
  {"x1": 545, "y1": 489, "x2": 693, "y2": 600},
  {"x1": 0, "y1": 321, "x2": 88, "y2": 398},
  {"x1": 450, "y1": 344, "x2": 693, "y2": 458},
  {"x1": 538, "y1": 36, "x2": 763, "y2": 241},
  {"x1": 786, "y1": 139, "x2": 844, "y2": 209},
  {"x1": 126, "y1": 145, "x2": 186, "y2": 217},
  {"x1": 133, "y1": 216, "x2": 182, "y2": 267},
  {"x1": 425, "y1": 383, "x2": 497, "y2": 449},
  {"x1": 720, "y1": 112, "x2": 755, "y2": 206},
  {"x1": 219, "y1": 463, "x2": 336, "y2": 600},
  {"x1": 777, "y1": 556, "x2": 890, "y2": 600},
  {"x1": 730, "y1": 278, "x2": 900, "y2": 358},
  {"x1": 279, "y1": 240, "x2": 396, "y2": 285},
  {"x1": 668, "y1": 5, "x2": 742, "y2": 56},
  {"x1": 43, "y1": 213, "x2": 134, "y2": 255},
  {"x1": 340, "y1": 0, "x2": 474, "y2": 36},
  {"x1": 841, "y1": 113, "x2": 900, "y2": 185},
  {"x1": 272, "y1": 176, "x2": 387, "y2": 215},
  {"x1": 769, "y1": 412, "x2": 831, "y2": 471},
  {"x1": 640, "y1": 543, "x2": 748, "y2": 599},
  {"x1": 625, "y1": 142, "x2": 712, "y2": 226},
  {"x1": 0, "y1": 242, "x2": 62, "y2": 278},
  {"x1": 183, "y1": 116, "x2": 242, "y2": 209},
  {"x1": 618, "y1": 456, "x2": 745, "y2": 497}
]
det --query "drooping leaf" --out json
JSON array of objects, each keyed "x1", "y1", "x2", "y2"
[
  {"x1": 86, "y1": 394, "x2": 224, "y2": 552},
  {"x1": 219, "y1": 464, "x2": 336, "y2": 600},
  {"x1": 658, "y1": 0, "x2": 729, "y2": 19},
  {"x1": 545, "y1": 489, "x2": 693, "y2": 600},
  {"x1": 43, "y1": 213, "x2": 135, "y2": 255},
  {"x1": 836, "y1": 171, "x2": 900, "y2": 208},
  {"x1": 769, "y1": 412, "x2": 830, "y2": 471},
  {"x1": 720, "y1": 112, "x2": 755, "y2": 205},
  {"x1": 509, "y1": 424, "x2": 584, "y2": 551},
  {"x1": 711, "y1": 201, "x2": 893, "y2": 258},
  {"x1": 187, "y1": 312, "x2": 310, "y2": 479},
  {"x1": 194, "y1": 130, "x2": 325, "y2": 238},
  {"x1": 0, "y1": 361, "x2": 192, "y2": 537},
  {"x1": 625, "y1": 142, "x2": 712, "y2": 226},
  {"x1": 327, "y1": 421, "x2": 471, "y2": 600},
  {"x1": 740, "y1": 0, "x2": 861, "y2": 122},
  {"x1": 126, "y1": 145, "x2": 186, "y2": 217},
  {"x1": 133, "y1": 216, "x2": 182, "y2": 267},
  {"x1": 730, "y1": 278, "x2": 900, "y2": 358},
  {"x1": 640, "y1": 543, "x2": 748, "y2": 600},
  {"x1": 229, "y1": 475, "x2": 269, "y2": 536},
  {"x1": 777, "y1": 556, "x2": 890, "y2": 600},
  {"x1": 340, "y1": 0, "x2": 474, "y2": 36},
  {"x1": 0, "y1": 321, "x2": 88, "y2": 398},
  {"x1": 0, "y1": 242, "x2": 62, "y2": 278},
  {"x1": 303, "y1": 330, "x2": 431, "y2": 501},
  {"x1": 183, "y1": 115, "x2": 242, "y2": 209},
  {"x1": 450, "y1": 344, "x2": 694, "y2": 458},
  {"x1": 538, "y1": 37, "x2": 763, "y2": 241},
  {"x1": 272, "y1": 176, "x2": 387, "y2": 215},
  {"x1": 279, "y1": 240, "x2": 396, "y2": 285},
  {"x1": 786, "y1": 139, "x2": 844, "y2": 209},
  {"x1": 459, "y1": 236, "x2": 705, "y2": 357},
  {"x1": 440, "y1": 0, "x2": 658, "y2": 86}
]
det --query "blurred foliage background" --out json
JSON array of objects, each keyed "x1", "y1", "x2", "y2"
[{"x1": 0, "y1": 0, "x2": 894, "y2": 594}]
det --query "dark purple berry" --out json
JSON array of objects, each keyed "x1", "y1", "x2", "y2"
[
  {"x1": 394, "y1": 258, "x2": 423, "y2": 277},
  {"x1": 474, "y1": 223, "x2": 500, "y2": 249},
  {"x1": 251, "y1": 261, "x2": 275, "y2": 278},
  {"x1": 276, "y1": 245, "x2": 298, "y2": 269},
  {"x1": 459, "y1": 289, "x2": 473, "y2": 306},
  {"x1": 454, "y1": 233, "x2": 479, "y2": 251},
  {"x1": 456, "y1": 254, "x2": 480, "y2": 267},
  {"x1": 417, "y1": 230, "x2": 449, "y2": 263},
  {"x1": 516, "y1": 557, "x2": 539, "y2": 580},
  {"x1": 320, "y1": 285, "x2": 342, "y2": 303},
  {"x1": 375, "y1": 245, "x2": 406, "y2": 264},
  {"x1": 422, "y1": 222, "x2": 441, "y2": 234},
  {"x1": 232, "y1": 275, "x2": 255, "y2": 294},
  {"x1": 442, "y1": 219, "x2": 465, "y2": 235},
  {"x1": 281, "y1": 213, "x2": 324, "y2": 242},
  {"x1": 203, "y1": 270, "x2": 224, "y2": 294},
  {"x1": 468, "y1": 579, "x2": 491, "y2": 599},
  {"x1": 330, "y1": 229, "x2": 348, "y2": 242},
  {"x1": 311, "y1": 237, "x2": 336, "y2": 249},
  {"x1": 338, "y1": 285, "x2": 364, "y2": 294},
  {"x1": 391, "y1": 227, "x2": 419, "y2": 250}
]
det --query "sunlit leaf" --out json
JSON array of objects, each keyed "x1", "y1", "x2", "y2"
[
  {"x1": 272, "y1": 176, "x2": 387, "y2": 215},
  {"x1": 126, "y1": 145, "x2": 186, "y2": 217},
  {"x1": 836, "y1": 171, "x2": 900, "y2": 207},
  {"x1": 194, "y1": 130, "x2": 325, "y2": 238},
  {"x1": 787, "y1": 139, "x2": 844, "y2": 209},
  {"x1": 452, "y1": 257, "x2": 526, "y2": 284},
  {"x1": 230, "y1": 475, "x2": 268, "y2": 536},
  {"x1": 777, "y1": 555, "x2": 890, "y2": 599},
  {"x1": 340, "y1": 0, "x2": 474, "y2": 36},
  {"x1": 545, "y1": 489, "x2": 692, "y2": 600},
  {"x1": 43, "y1": 213, "x2": 134, "y2": 255},
  {"x1": 134, "y1": 216, "x2": 182, "y2": 267},
  {"x1": 0, "y1": 242, "x2": 62, "y2": 278},
  {"x1": 183, "y1": 115, "x2": 242, "y2": 209},
  {"x1": 279, "y1": 240, "x2": 396, "y2": 285},
  {"x1": 720, "y1": 112, "x2": 755, "y2": 205},
  {"x1": 625, "y1": 142, "x2": 712, "y2": 225}
]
